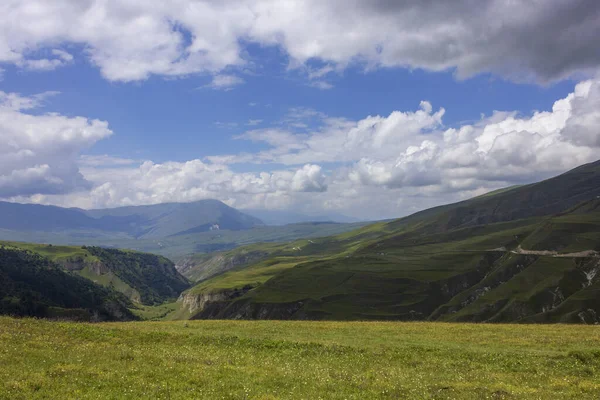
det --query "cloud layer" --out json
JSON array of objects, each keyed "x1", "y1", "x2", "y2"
[
  {"x1": 3, "y1": 80, "x2": 599, "y2": 219},
  {"x1": 1, "y1": 0, "x2": 599, "y2": 82}
]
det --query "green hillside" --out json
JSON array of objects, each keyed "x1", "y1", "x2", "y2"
[
  {"x1": 0, "y1": 246, "x2": 134, "y2": 321},
  {"x1": 0, "y1": 241, "x2": 189, "y2": 306},
  {"x1": 180, "y1": 160, "x2": 600, "y2": 323}
]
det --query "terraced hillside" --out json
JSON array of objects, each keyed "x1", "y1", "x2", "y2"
[{"x1": 179, "y1": 160, "x2": 600, "y2": 323}]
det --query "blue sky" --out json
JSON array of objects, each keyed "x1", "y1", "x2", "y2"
[
  {"x1": 1, "y1": 59, "x2": 575, "y2": 163},
  {"x1": 0, "y1": 1, "x2": 599, "y2": 219}
]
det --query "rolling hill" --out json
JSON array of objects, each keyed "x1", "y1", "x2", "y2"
[
  {"x1": 0, "y1": 246, "x2": 135, "y2": 321},
  {"x1": 178, "y1": 160, "x2": 600, "y2": 324},
  {"x1": 0, "y1": 241, "x2": 189, "y2": 306}
]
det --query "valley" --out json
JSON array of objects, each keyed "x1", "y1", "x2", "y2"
[
  {"x1": 2, "y1": 160, "x2": 600, "y2": 324},
  {"x1": 3, "y1": 4, "x2": 599, "y2": 398}
]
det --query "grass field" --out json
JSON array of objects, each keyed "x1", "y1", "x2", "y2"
[{"x1": 1, "y1": 317, "x2": 600, "y2": 399}]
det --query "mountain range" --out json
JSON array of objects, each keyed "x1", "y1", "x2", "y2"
[
  {"x1": 0, "y1": 199, "x2": 263, "y2": 238},
  {"x1": 0, "y1": 200, "x2": 370, "y2": 259},
  {"x1": 2, "y1": 160, "x2": 600, "y2": 324}
]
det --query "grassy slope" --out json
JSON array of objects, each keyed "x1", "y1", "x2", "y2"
[
  {"x1": 1, "y1": 317, "x2": 600, "y2": 399},
  {"x1": 0, "y1": 241, "x2": 188, "y2": 306},
  {"x1": 0, "y1": 248, "x2": 134, "y2": 321},
  {"x1": 187, "y1": 211, "x2": 600, "y2": 321},
  {"x1": 183, "y1": 161, "x2": 600, "y2": 322}
]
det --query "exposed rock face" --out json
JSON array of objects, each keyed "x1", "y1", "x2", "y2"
[
  {"x1": 176, "y1": 251, "x2": 269, "y2": 282},
  {"x1": 88, "y1": 261, "x2": 110, "y2": 275},
  {"x1": 59, "y1": 258, "x2": 109, "y2": 274},
  {"x1": 179, "y1": 291, "x2": 237, "y2": 315},
  {"x1": 578, "y1": 309, "x2": 599, "y2": 324},
  {"x1": 178, "y1": 287, "x2": 309, "y2": 320}
]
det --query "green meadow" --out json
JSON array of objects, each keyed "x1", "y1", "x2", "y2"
[{"x1": 1, "y1": 317, "x2": 599, "y2": 399}]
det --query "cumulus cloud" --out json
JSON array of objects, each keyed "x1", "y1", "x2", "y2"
[
  {"x1": 3, "y1": 80, "x2": 600, "y2": 220},
  {"x1": 0, "y1": 1, "x2": 598, "y2": 82},
  {"x1": 203, "y1": 79, "x2": 599, "y2": 217},
  {"x1": 232, "y1": 101, "x2": 445, "y2": 165},
  {"x1": 26, "y1": 160, "x2": 327, "y2": 210},
  {"x1": 346, "y1": 80, "x2": 600, "y2": 193},
  {"x1": 562, "y1": 80, "x2": 600, "y2": 147},
  {"x1": 0, "y1": 91, "x2": 112, "y2": 197}
]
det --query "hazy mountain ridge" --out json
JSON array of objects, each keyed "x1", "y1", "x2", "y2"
[
  {"x1": 0, "y1": 199, "x2": 264, "y2": 239},
  {"x1": 243, "y1": 209, "x2": 362, "y2": 225}
]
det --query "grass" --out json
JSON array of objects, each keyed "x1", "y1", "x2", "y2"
[
  {"x1": 0, "y1": 241, "x2": 100, "y2": 264},
  {"x1": 1, "y1": 317, "x2": 600, "y2": 399},
  {"x1": 130, "y1": 302, "x2": 179, "y2": 320},
  {"x1": 77, "y1": 266, "x2": 141, "y2": 303}
]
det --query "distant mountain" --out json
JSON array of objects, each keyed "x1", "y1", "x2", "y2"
[
  {"x1": 244, "y1": 209, "x2": 362, "y2": 225},
  {"x1": 0, "y1": 202, "x2": 103, "y2": 231},
  {"x1": 179, "y1": 159, "x2": 600, "y2": 324},
  {"x1": 0, "y1": 199, "x2": 264, "y2": 238}
]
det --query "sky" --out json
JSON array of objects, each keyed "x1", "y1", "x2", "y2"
[{"x1": 1, "y1": 0, "x2": 599, "y2": 220}]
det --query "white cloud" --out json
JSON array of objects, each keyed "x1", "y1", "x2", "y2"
[
  {"x1": 26, "y1": 160, "x2": 327, "y2": 210},
  {"x1": 203, "y1": 74, "x2": 245, "y2": 90},
  {"x1": 18, "y1": 49, "x2": 74, "y2": 71},
  {"x1": 290, "y1": 164, "x2": 327, "y2": 192},
  {"x1": 562, "y1": 80, "x2": 600, "y2": 147},
  {"x1": 307, "y1": 65, "x2": 335, "y2": 80},
  {"x1": 0, "y1": 90, "x2": 59, "y2": 111},
  {"x1": 3, "y1": 80, "x2": 600, "y2": 220},
  {"x1": 0, "y1": 1, "x2": 598, "y2": 82},
  {"x1": 0, "y1": 91, "x2": 112, "y2": 197},
  {"x1": 246, "y1": 119, "x2": 263, "y2": 126},
  {"x1": 233, "y1": 101, "x2": 445, "y2": 165},
  {"x1": 345, "y1": 80, "x2": 600, "y2": 193}
]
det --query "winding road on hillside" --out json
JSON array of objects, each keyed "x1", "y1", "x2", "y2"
[{"x1": 509, "y1": 246, "x2": 599, "y2": 258}]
